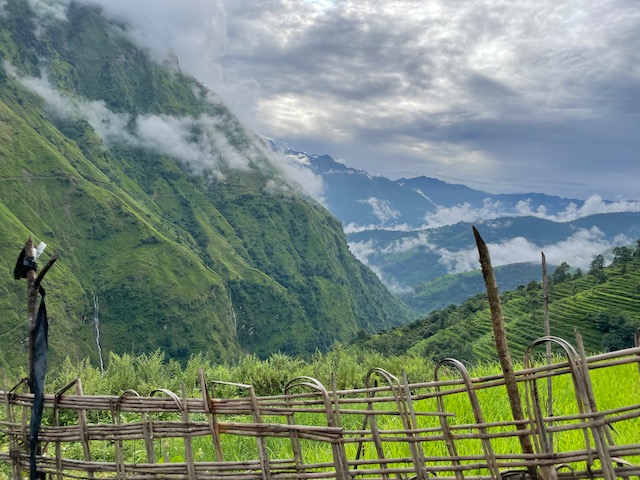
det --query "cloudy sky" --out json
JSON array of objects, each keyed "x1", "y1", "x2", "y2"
[{"x1": 36, "y1": 0, "x2": 640, "y2": 200}]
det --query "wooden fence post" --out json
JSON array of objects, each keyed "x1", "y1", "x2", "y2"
[
  {"x1": 473, "y1": 227, "x2": 539, "y2": 480},
  {"x1": 541, "y1": 252, "x2": 554, "y2": 452}
]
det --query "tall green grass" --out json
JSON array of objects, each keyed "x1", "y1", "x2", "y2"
[{"x1": 4, "y1": 349, "x2": 636, "y2": 477}]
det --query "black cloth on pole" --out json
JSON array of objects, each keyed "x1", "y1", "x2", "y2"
[
  {"x1": 14, "y1": 247, "x2": 37, "y2": 280},
  {"x1": 29, "y1": 286, "x2": 48, "y2": 480}
]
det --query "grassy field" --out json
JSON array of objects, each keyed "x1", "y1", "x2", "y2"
[{"x1": 3, "y1": 350, "x2": 637, "y2": 478}]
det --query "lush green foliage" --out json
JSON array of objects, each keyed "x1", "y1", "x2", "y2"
[
  {"x1": 351, "y1": 245, "x2": 640, "y2": 363},
  {"x1": 2, "y1": 350, "x2": 637, "y2": 474},
  {"x1": 402, "y1": 262, "x2": 543, "y2": 314},
  {"x1": 0, "y1": 0, "x2": 412, "y2": 375},
  {"x1": 0, "y1": 347, "x2": 432, "y2": 398}
]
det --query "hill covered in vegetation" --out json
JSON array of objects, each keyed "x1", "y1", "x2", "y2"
[
  {"x1": 0, "y1": 0, "x2": 412, "y2": 374},
  {"x1": 350, "y1": 240, "x2": 640, "y2": 363}
]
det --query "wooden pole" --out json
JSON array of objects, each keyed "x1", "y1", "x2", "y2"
[
  {"x1": 25, "y1": 237, "x2": 38, "y2": 391},
  {"x1": 541, "y1": 252, "x2": 554, "y2": 451},
  {"x1": 472, "y1": 227, "x2": 539, "y2": 480},
  {"x1": 20, "y1": 236, "x2": 58, "y2": 480},
  {"x1": 22, "y1": 237, "x2": 58, "y2": 391}
]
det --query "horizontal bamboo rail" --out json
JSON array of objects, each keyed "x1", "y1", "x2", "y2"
[{"x1": 1, "y1": 340, "x2": 639, "y2": 480}]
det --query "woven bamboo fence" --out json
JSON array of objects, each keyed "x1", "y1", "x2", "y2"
[{"x1": 1, "y1": 334, "x2": 640, "y2": 480}]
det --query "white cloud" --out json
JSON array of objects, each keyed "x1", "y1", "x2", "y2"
[
  {"x1": 11, "y1": 68, "x2": 254, "y2": 178},
  {"x1": 379, "y1": 233, "x2": 431, "y2": 255},
  {"x1": 360, "y1": 197, "x2": 401, "y2": 224},
  {"x1": 516, "y1": 194, "x2": 640, "y2": 222},
  {"x1": 135, "y1": 113, "x2": 251, "y2": 175},
  {"x1": 268, "y1": 150, "x2": 326, "y2": 203},
  {"x1": 26, "y1": 0, "x2": 68, "y2": 21},
  {"x1": 423, "y1": 199, "x2": 508, "y2": 228},
  {"x1": 434, "y1": 227, "x2": 628, "y2": 274},
  {"x1": 81, "y1": 102, "x2": 135, "y2": 143},
  {"x1": 348, "y1": 239, "x2": 414, "y2": 294},
  {"x1": 343, "y1": 222, "x2": 415, "y2": 234},
  {"x1": 415, "y1": 194, "x2": 640, "y2": 231},
  {"x1": 73, "y1": 0, "x2": 228, "y2": 81},
  {"x1": 351, "y1": 225, "x2": 633, "y2": 283}
]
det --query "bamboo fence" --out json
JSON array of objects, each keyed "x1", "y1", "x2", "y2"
[{"x1": 1, "y1": 334, "x2": 640, "y2": 480}]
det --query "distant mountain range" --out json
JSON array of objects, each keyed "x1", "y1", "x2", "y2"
[
  {"x1": 279, "y1": 149, "x2": 640, "y2": 314},
  {"x1": 282, "y1": 149, "x2": 586, "y2": 229}
]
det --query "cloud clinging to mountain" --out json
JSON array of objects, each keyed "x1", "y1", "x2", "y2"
[
  {"x1": 349, "y1": 226, "x2": 632, "y2": 291},
  {"x1": 12, "y1": 69, "x2": 235, "y2": 176},
  {"x1": 422, "y1": 195, "x2": 640, "y2": 229}
]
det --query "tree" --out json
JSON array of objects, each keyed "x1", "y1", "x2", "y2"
[
  {"x1": 589, "y1": 310, "x2": 638, "y2": 352},
  {"x1": 612, "y1": 246, "x2": 633, "y2": 265},
  {"x1": 550, "y1": 262, "x2": 571, "y2": 284},
  {"x1": 589, "y1": 254, "x2": 605, "y2": 272},
  {"x1": 588, "y1": 254, "x2": 606, "y2": 283}
]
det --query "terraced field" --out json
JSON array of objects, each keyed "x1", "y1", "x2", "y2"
[{"x1": 361, "y1": 252, "x2": 640, "y2": 363}]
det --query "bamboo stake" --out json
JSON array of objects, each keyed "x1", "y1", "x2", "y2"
[
  {"x1": 401, "y1": 371, "x2": 428, "y2": 480},
  {"x1": 248, "y1": 385, "x2": 271, "y2": 480},
  {"x1": 541, "y1": 252, "x2": 555, "y2": 454},
  {"x1": 284, "y1": 396, "x2": 305, "y2": 478},
  {"x1": 364, "y1": 376, "x2": 390, "y2": 480},
  {"x1": 198, "y1": 369, "x2": 223, "y2": 462},
  {"x1": 575, "y1": 332, "x2": 617, "y2": 480},
  {"x1": 3, "y1": 370, "x2": 22, "y2": 480},
  {"x1": 635, "y1": 328, "x2": 640, "y2": 375},
  {"x1": 181, "y1": 384, "x2": 197, "y2": 480},
  {"x1": 473, "y1": 226, "x2": 539, "y2": 480},
  {"x1": 75, "y1": 379, "x2": 94, "y2": 480}
]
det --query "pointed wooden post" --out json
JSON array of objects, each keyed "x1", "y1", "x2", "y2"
[
  {"x1": 22, "y1": 237, "x2": 58, "y2": 389},
  {"x1": 25, "y1": 237, "x2": 38, "y2": 389},
  {"x1": 17, "y1": 237, "x2": 58, "y2": 480},
  {"x1": 541, "y1": 252, "x2": 554, "y2": 451},
  {"x1": 473, "y1": 227, "x2": 539, "y2": 480}
]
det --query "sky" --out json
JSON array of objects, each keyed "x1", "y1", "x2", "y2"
[{"x1": 28, "y1": 0, "x2": 640, "y2": 200}]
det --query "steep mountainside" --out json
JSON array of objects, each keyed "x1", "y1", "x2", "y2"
[{"x1": 0, "y1": 0, "x2": 412, "y2": 373}]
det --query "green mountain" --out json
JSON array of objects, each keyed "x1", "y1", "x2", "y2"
[
  {"x1": 401, "y1": 262, "x2": 545, "y2": 314},
  {"x1": 0, "y1": 0, "x2": 412, "y2": 374},
  {"x1": 351, "y1": 243, "x2": 640, "y2": 363}
]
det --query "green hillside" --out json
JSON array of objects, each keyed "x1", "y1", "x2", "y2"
[
  {"x1": 401, "y1": 262, "x2": 545, "y2": 314},
  {"x1": 351, "y1": 242, "x2": 640, "y2": 363},
  {"x1": 0, "y1": 0, "x2": 412, "y2": 374}
]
